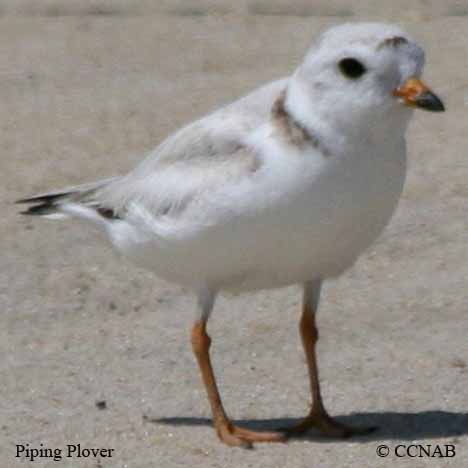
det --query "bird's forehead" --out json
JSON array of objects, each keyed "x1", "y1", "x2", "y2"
[
  {"x1": 308, "y1": 22, "x2": 425, "y2": 72},
  {"x1": 317, "y1": 22, "x2": 413, "y2": 52}
]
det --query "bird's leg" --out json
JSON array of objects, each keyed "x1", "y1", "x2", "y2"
[
  {"x1": 285, "y1": 280, "x2": 374, "y2": 438},
  {"x1": 191, "y1": 289, "x2": 286, "y2": 448}
]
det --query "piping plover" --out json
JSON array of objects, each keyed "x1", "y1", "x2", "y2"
[{"x1": 18, "y1": 23, "x2": 444, "y2": 448}]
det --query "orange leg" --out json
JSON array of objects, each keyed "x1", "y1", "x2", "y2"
[
  {"x1": 191, "y1": 320, "x2": 287, "y2": 448},
  {"x1": 285, "y1": 281, "x2": 375, "y2": 438}
]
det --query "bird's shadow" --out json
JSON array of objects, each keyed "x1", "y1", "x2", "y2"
[{"x1": 145, "y1": 411, "x2": 468, "y2": 442}]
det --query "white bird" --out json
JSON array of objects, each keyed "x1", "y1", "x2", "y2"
[{"x1": 18, "y1": 22, "x2": 444, "y2": 448}]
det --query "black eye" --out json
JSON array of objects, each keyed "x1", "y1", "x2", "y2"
[{"x1": 338, "y1": 58, "x2": 366, "y2": 79}]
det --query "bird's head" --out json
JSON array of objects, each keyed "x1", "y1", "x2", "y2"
[{"x1": 286, "y1": 23, "x2": 444, "y2": 141}]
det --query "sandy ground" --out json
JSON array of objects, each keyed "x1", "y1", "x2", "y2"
[{"x1": 1, "y1": 2, "x2": 467, "y2": 467}]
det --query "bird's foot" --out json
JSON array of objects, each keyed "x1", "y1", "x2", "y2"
[
  {"x1": 215, "y1": 421, "x2": 287, "y2": 448},
  {"x1": 283, "y1": 409, "x2": 376, "y2": 439}
]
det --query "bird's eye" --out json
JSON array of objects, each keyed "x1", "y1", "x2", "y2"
[{"x1": 338, "y1": 58, "x2": 366, "y2": 79}]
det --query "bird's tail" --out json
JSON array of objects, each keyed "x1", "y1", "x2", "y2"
[{"x1": 16, "y1": 177, "x2": 121, "y2": 222}]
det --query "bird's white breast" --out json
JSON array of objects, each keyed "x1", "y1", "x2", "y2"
[
  {"x1": 214, "y1": 127, "x2": 407, "y2": 290},
  {"x1": 112, "y1": 124, "x2": 406, "y2": 292}
]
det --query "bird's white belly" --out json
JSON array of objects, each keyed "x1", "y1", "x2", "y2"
[
  {"x1": 112, "y1": 144, "x2": 406, "y2": 292},
  {"x1": 218, "y1": 149, "x2": 406, "y2": 291}
]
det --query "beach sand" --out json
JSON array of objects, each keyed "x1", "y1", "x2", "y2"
[{"x1": 2, "y1": 2, "x2": 467, "y2": 466}]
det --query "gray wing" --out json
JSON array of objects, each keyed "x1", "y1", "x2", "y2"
[
  {"x1": 96, "y1": 122, "x2": 260, "y2": 220},
  {"x1": 95, "y1": 79, "x2": 287, "y2": 219},
  {"x1": 18, "y1": 79, "x2": 286, "y2": 222}
]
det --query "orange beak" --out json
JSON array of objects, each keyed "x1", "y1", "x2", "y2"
[{"x1": 393, "y1": 77, "x2": 445, "y2": 112}]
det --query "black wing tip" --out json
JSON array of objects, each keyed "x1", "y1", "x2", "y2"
[
  {"x1": 16, "y1": 191, "x2": 120, "y2": 220},
  {"x1": 16, "y1": 197, "x2": 35, "y2": 205},
  {"x1": 17, "y1": 199, "x2": 121, "y2": 220},
  {"x1": 18, "y1": 203, "x2": 55, "y2": 216},
  {"x1": 15, "y1": 191, "x2": 70, "y2": 216},
  {"x1": 16, "y1": 192, "x2": 67, "y2": 205}
]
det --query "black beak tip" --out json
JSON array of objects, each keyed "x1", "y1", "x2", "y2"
[{"x1": 415, "y1": 90, "x2": 445, "y2": 112}]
